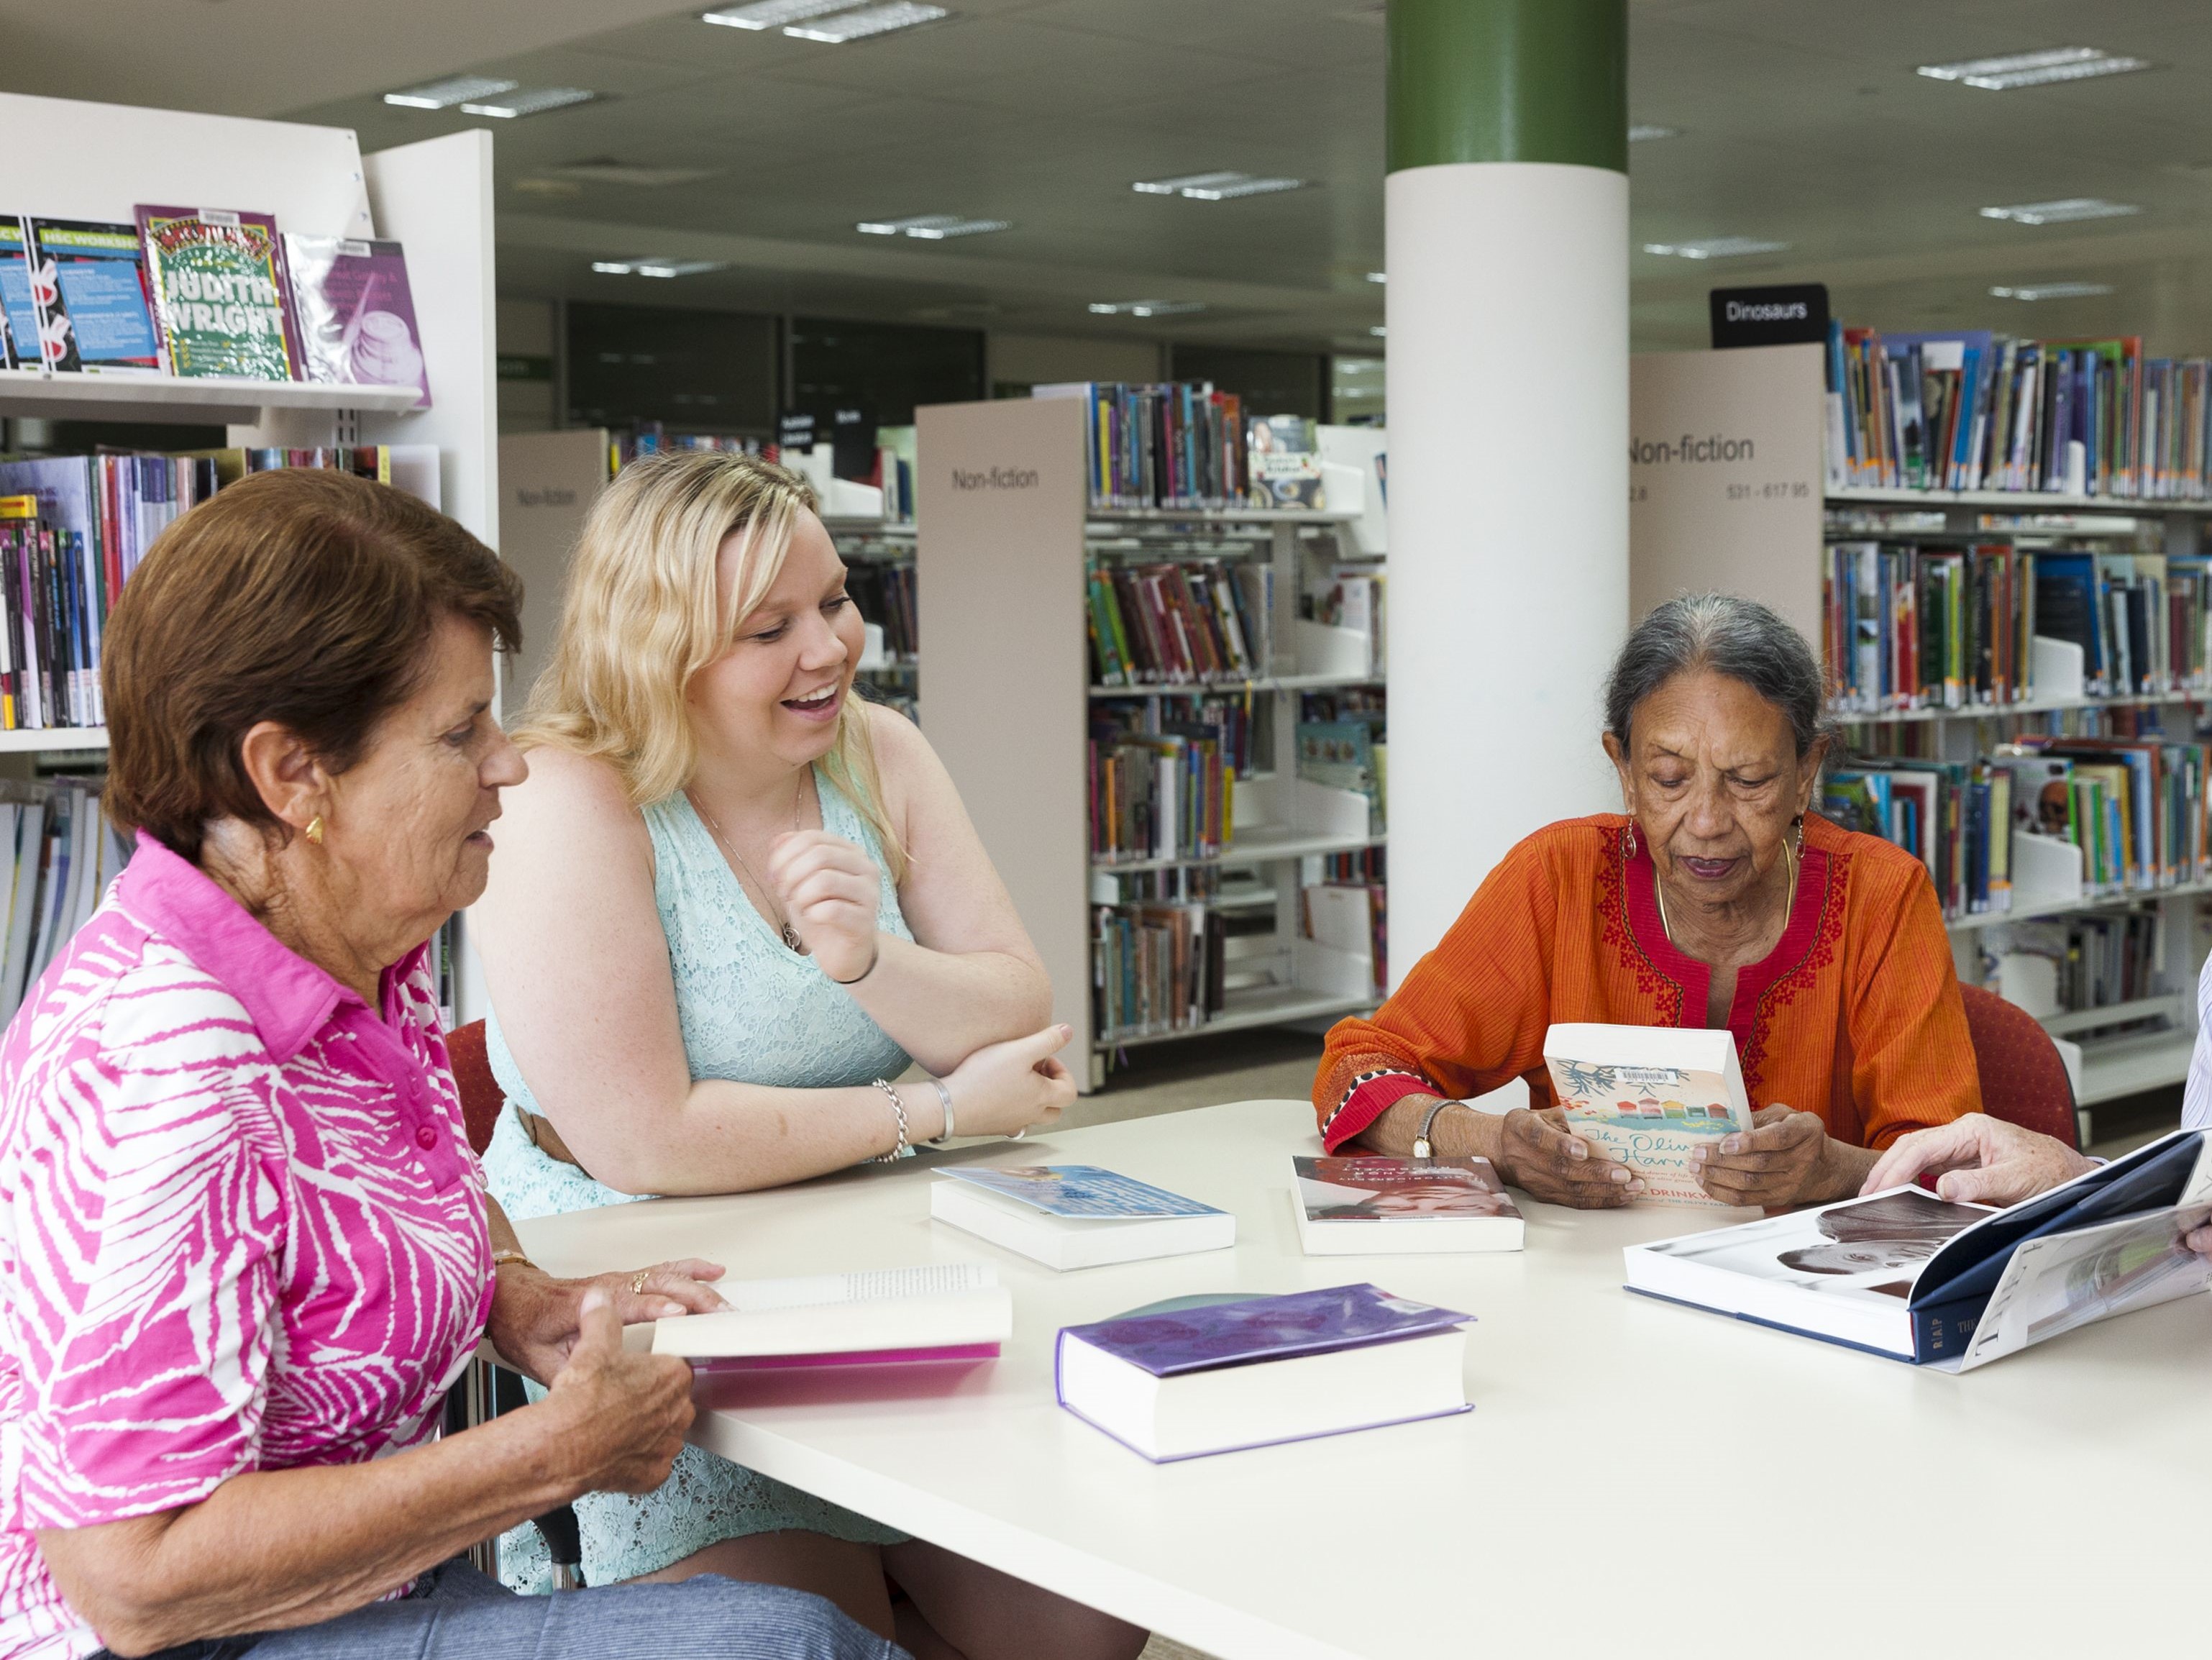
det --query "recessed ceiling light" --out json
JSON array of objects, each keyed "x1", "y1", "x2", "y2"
[
  {"x1": 1642, "y1": 237, "x2": 1789, "y2": 259},
  {"x1": 1991, "y1": 281, "x2": 2115, "y2": 301},
  {"x1": 1980, "y1": 197, "x2": 2139, "y2": 225},
  {"x1": 854, "y1": 213, "x2": 1008, "y2": 239},
  {"x1": 541, "y1": 159, "x2": 719, "y2": 188},
  {"x1": 461, "y1": 86, "x2": 597, "y2": 118},
  {"x1": 592, "y1": 257, "x2": 728, "y2": 278},
  {"x1": 1365, "y1": 271, "x2": 1385, "y2": 283},
  {"x1": 1919, "y1": 47, "x2": 2151, "y2": 91},
  {"x1": 1087, "y1": 300, "x2": 1206, "y2": 317},
  {"x1": 1132, "y1": 171, "x2": 1305, "y2": 201},
  {"x1": 702, "y1": 0, "x2": 852, "y2": 26},
  {"x1": 384, "y1": 74, "x2": 518, "y2": 109},
  {"x1": 784, "y1": 1, "x2": 947, "y2": 40},
  {"x1": 1628, "y1": 124, "x2": 1681, "y2": 142},
  {"x1": 1370, "y1": 325, "x2": 1386, "y2": 338}
]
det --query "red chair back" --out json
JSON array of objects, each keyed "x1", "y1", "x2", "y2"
[
  {"x1": 1957, "y1": 982, "x2": 2078, "y2": 1151},
  {"x1": 446, "y1": 1019, "x2": 505, "y2": 1157}
]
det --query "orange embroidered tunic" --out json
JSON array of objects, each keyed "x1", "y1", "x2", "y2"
[{"x1": 1315, "y1": 812, "x2": 1982, "y2": 1153}]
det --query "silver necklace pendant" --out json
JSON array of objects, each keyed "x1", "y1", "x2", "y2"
[{"x1": 782, "y1": 922, "x2": 807, "y2": 954}]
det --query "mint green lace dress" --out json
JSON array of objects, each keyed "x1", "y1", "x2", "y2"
[{"x1": 483, "y1": 770, "x2": 914, "y2": 1590}]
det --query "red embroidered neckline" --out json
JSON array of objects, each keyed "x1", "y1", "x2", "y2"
[{"x1": 1622, "y1": 832, "x2": 1832, "y2": 1052}]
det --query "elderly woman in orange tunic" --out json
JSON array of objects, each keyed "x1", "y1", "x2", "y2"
[{"x1": 1315, "y1": 592, "x2": 1982, "y2": 1210}]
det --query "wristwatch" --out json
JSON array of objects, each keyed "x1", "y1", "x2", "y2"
[{"x1": 1412, "y1": 1098, "x2": 1464, "y2": 1162}]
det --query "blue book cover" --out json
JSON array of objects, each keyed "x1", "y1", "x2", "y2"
[
  {"x1": 23, "y1": 219, "x2": 160, "y2": 373},
  {"x1": 941, "y1": 1164, "x2": 1224, "y2": 1221},
  {"x1": 1059, "y1": 1283, "x2": 1469, "y2": 1378}
]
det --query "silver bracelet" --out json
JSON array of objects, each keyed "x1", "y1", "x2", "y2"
[
  {"x1": 920, "y1": 1077, "x2": 956, "y2": 1146},
  {"x1": 868, "y1": 1078, "x2": 915, "y2": 1162}
]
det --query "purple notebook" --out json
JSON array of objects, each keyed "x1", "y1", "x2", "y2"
[{"x1": 1059, "y1": 1283, "x2": 1468, "y2": 1378}]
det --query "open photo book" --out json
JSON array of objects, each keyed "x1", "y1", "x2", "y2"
[{"x1": 1622, "y1": 1127, "x2": 2212, "y2": 1370}]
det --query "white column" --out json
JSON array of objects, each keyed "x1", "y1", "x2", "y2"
[{"x1": 1386, "y1": 161, "x2": 1629, "y2": 982}]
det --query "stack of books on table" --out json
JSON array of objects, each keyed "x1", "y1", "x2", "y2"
[{"x1": 649, "y1": 1262, "x2": 1011, "y2": 1370}]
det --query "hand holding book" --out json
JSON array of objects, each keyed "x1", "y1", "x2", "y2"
[{"x1": 1689, "y1": 1105, "x2": 1875, "y2": 1209}]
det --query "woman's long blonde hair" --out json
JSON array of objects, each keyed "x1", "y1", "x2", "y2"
[{"x1": 518, "y1": 450, "x2": 906, "y2": 880}]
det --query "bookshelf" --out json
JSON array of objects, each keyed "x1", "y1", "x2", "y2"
[
  {"x1": 915, "y1": 396, "x2": 1384, "y2": 1090},
  {"x1": 823, "y1": 515, "x2": 919, "y2": 719},
  {"x1": 1632, "y1": 342, "x2": 2212, "y2": 1128},
  {"x1": 0, "y1": 92, "x2": 501, "y2": 1021}
]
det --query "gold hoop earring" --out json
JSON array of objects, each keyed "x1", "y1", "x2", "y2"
[
  {"x1": 304, "y1": 816, "x2": 325, "y2": 847},
  {"x1": 1624, "y1": 821, "x2": 1638, "y2": 861}
]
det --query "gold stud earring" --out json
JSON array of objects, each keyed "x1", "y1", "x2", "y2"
[{"x1": 305, "y1": 816, "x2": 325, "y2": 846}]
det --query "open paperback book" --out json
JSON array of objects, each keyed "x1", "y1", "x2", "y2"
[
  {"x1": 1622, "y1": 1127, "x2": 2212, "y2": 1370},
  {"x1": 644, "y1": 1262, "x2": 1010, "y2": 1371},
  {"x1": 1544, "y1": 1023, "x2": 1754, "y2": 1206}
]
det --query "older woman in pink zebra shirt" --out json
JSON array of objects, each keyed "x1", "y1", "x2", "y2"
[{"x1": 0, "y1": 470, "x2": 895, "y2": 1660}]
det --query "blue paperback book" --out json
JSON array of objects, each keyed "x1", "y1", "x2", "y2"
[
  {"x1": 1055, "y1": 1285, "x2": 1473, "y2": 1460},
  {"x1": 941, "y1": 1164, "x2": 1224, "y2": 1219}
]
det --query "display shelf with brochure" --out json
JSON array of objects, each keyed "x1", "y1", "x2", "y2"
[
  {"x1": 929, "y1": 1164, "x2": 1235, "y2": 1270},
  {"x1": 1622, "y1": 1127, "x2": 2212, "y2": 1370},
  {"x1": 918, "y1": 393, "x2": 1389, "y2": 1088},
  {"x1": 1631, "y1": 334, "x2": 2212, "y2": 1131}
]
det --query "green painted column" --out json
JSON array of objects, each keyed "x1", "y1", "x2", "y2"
[{"x1": 1384, "y1": 0, "x2": 1630, "y2": 986}]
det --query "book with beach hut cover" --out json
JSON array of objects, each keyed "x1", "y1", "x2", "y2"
[
  {"x1": 281, "y1": 234, "x2": 432, "y2": 407},
  {"x1": 1543, "y1": 1023, "x2": 1755, "y2": 1207}
]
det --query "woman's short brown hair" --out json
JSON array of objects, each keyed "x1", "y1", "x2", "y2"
[{"x1": 104, "y1": 468, "x2": 522, "y2": 859}]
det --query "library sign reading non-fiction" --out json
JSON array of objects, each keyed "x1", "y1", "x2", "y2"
[{"x1": 1627, "y1": 343, "x2": 1825, "y2": 643}]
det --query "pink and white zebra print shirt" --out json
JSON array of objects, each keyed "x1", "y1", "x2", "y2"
[{"x1": 0, "y1": 833, "x2": 494, "y2": 1660}]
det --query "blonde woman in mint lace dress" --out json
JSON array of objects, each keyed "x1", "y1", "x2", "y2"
[{"x1": 472, "y1": 453, "x2": 1146, "y2": 1660}]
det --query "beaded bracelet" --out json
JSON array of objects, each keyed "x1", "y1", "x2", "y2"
[{"x1": 869, "y1": 1077, "x2": 915, "y2": 1162}]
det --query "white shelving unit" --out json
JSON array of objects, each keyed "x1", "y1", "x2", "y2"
[
  {"x1": 916, "y1": 396, "x2": 1382, "y2": 1089},
  {"x1": 1631, "y1": 342, "x2": 2212, "y2": 1134},
  {"x1": 823, "y1": 516, "x2": 919, "y2": 719},
  {"x1": 0, "y1": 92, "x2": 501, "y2": 1019}
]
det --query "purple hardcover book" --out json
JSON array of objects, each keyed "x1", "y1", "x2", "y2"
[
  {"x1": 1061, "y1": 1283, "x2": 1467, "y2": 1374},
  {"x1": 280, "y1": 233, "x2": 432, "y2": 408},
  {"x1": 1055, "y1": 1285, "x2": 1473, "y2": 1461}
]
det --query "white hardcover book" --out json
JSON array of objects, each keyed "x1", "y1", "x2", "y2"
[
  {"x1": 648, "y1": 1262, "x2": 1010, "y2": 1365},
  {"x1": 1289, "y1": 1154, "x2": 1525, "y2": 1254},
  {"x1": 929, "y1": 1165, "x2": 1235, "y2": 1271}
]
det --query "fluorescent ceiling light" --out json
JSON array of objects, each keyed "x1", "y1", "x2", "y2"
[
  {"x1": 1370, "y1": 325, "x2": 1386, "y2": 337},
  {"x1": 1087, "y1": 300, "x2": 1205, "y2": 318},
  {"x1": 1991, "y1": 281, "x2": 2115, "y2": 301},
  {"x1": 384, "y1": 74, "x2": 518, "y2": 109},
  {"x1": 1980, "y1": 197, "x2": 2139, "y2": 224},
  {"x1": 1132, "y1": 171, "x2": 1305, "y2": 201},
  {"x1": 702, "y1": 0, "x2": 853, "y2": 26},
  {"x1": 785, "y1": 1, "x2": 946, "y2": 40},
  {"x1": 1642, "y1": 237, "x2": 1789, "y2": 259},
  {"x1": 1628, "y1": 124, "x2": 1680, "y2": 142},
  {"x1": 1366, "y1": 270, "x2": 1385, "y2": 283},
  {"x1": 854, "y1": 213, "x2": 1007, "y2": 239},
  {"x1": 1919, "y1": 47, "x2": 2150, "y2": 91},
  {"x1": 592, "y1": 257, "x2": 728, "y2": 278},
  {"x1": 541, "y1": 159, "x2": 718, "y2": 188},
  {"x1": 461, "y1": 86, "x2": 596, "y2": 118}
]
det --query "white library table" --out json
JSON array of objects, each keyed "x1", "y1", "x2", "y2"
[{"x1": 513, "y1": 1099, "x2": 2211, "y2": 1660}]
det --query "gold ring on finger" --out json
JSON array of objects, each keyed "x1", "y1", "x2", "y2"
[{"x1": 630, "y1": 1268, "x2": 651, "y2": 1295}]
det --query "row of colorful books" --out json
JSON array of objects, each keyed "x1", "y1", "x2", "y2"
[
  {"x1": 843, "y1": 560, "x2": 917, "y2": 660},
  {"x1": 1088, "y1": 560, "x2": 1274, "y2": 687},
  {"x1": 1035, "y1": 382, "x2": 1251, "y2": 511},
  {"x1": 1826, "y1": 736, "x2": 2212, "y2": 914},
  {"x1": 0, "y1": 447, "x2": 424, "y2": 730},
  {"x1": 1825, "y1": 541, "x2": 2212, "y2": 711},
  {"x1": 0, "y1": 780, "x2": 126, "y2": 1026},
  {"x1": 1824, "y1": 321, "x2": 2211, "y2": 499},
  {"x1": 1996, "y1": 912, "x2": 2162, "y2": 1019},
  {"x1": 1088, "y1": 723, "x2": 1236, "y2": 865},
  {"x1": 1091, "y1": 901, "x2": 1225, "y2": 1041},
  {"x1": 1, "y1": 210, "x2": 427, "y2": 403}
]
